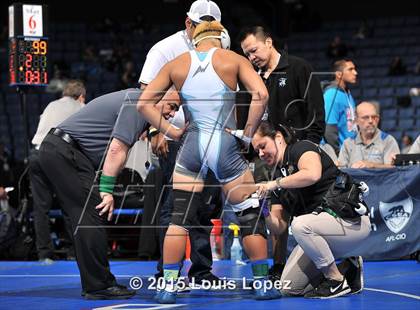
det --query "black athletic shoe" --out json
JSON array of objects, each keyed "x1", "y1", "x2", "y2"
[
  {"x1": 304, "y1": 277, "x2": 351, "y2": 299},
  {"x1": 338, "y1": 256, "x2": 364, "y2": 294},
  {"x1": 82, "y1": 283, "x2": 127, "y2": 297},
  {"x1": 84, "y1": 284, "x2": 136, "y2": 300}
]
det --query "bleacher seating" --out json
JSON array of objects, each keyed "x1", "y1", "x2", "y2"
[{"x1": 1, "y1": 15, "x2": 420, "y2": 161}]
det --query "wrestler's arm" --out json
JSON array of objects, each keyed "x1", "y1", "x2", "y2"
[
  {"x1": 237, "y1": 55, "x2": 269, "y2": 139},
  {"x1": 137, "y1": 63, "x2": 179, "y2": 140}
]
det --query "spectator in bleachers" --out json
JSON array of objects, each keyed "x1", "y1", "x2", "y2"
[
  {"x1": 0, "y1": 186, "x2": 7, "y2": 201},
  {"x1": 409, "y1": 87, "x2": 420, "y2": 96},
  {"x1": 29, "y1": 80, "x2": 86, "y2": 264},
  {"x1": 95, "y1": 17, "x2": 121, "y2": 39},
  {"x1": 0, "y1": 142, "x2": 15, "y2": 208},
  {"x1": 0, "y1": 142, "x2": 11, "y2": 206},
  {"x1": 353, "y1": 19, "x2": 373, "y2": 40},
  {"x1": 82, "y1": 44, "x2": 98, "y2": 64},
  {"x1": 130, "y1": 14, "x2": 149, "y2": 35},
  {"x1": 102, "y1": 42, "x2": 132, "y2": 73},
  {"x1": 81, "y1": 44, "x2": 101, "y2": 77},
  {"x1": 413, "y1": 57, "x2": 420, "y2": 75},
  {"x1": 0, "y1": 142, "x2": 13, "y2": 185},
  {"x1": 324, "y1": 59, "x2": 358, "y2": 154},
  {"x1": 338, "y1": 101, "x2": 400, "y2": 168},
  {"x1": 326, "y1": 35, "x2": 349, "y2": 59},
  {"x1": 119, "y1": 60, "x2": 138, "y2": 89},
  {"x1": 0, "y1": 184, "x2": 9, "y2": 210},
  {"x1": 71, "y1": 45, "x2": 101, "y2": 80},
  {"x1": 401, "y1": 134, "x2": 413, "y2": 154},
  {"x1": 0, "y1": 26, "x2": 7, "y2": 56},
  {"x1": 46, "y1": 64, "x2": 67, "y2": 94},
  {"x1": 408, "y1": 135, "x2": 420, "y2": 154},
  {"x1": 388, "y1": 56, "x2": 407, "y2": 76},
  {"x1": 113, "y1": 43, "x2": 132, "y2": 72}
]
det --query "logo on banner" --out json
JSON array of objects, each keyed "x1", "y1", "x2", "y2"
[{"x1": 379, "y1": 197, "x2": 413, "y2": 234}]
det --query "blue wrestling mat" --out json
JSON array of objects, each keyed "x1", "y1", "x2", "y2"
[{"x1": 0, "y1": 260, "x2": 419, "y2": 309}]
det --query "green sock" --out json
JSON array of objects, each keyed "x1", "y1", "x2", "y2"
[
  {"x1": 163, "y1": 263, "x2": 179, "y2": 282},
  {"x1": 251, "y1": 259, "x2": 269, "y2": 279}
]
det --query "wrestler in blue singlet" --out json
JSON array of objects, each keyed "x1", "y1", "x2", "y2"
[{"x1": 175, "y1": 47, "x2": 248, "y2": 183}]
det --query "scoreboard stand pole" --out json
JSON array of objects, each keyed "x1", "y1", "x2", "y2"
[{"x1": 16, "y1": 86, "x2": 31, "y2": 163}]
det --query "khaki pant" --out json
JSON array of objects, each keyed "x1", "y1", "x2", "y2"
[{"x1": 280, "y1": 213, "x2": 371, "y2": 296}]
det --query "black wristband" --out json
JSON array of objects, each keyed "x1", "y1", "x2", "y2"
[{"x1": 148, "y1": 129, "x2": 160, "y2": 139}]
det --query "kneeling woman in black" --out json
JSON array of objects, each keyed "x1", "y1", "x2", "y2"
[{"x1": 252, "y1": 121, "x2": 371, "y2": 299}]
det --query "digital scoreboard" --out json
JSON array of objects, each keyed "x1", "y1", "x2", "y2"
[{"x1": 8, "y1": 3, "x2": 49, "y2": 86}]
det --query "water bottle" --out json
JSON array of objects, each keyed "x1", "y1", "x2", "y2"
[
  {"x1": 210, "y1": 219, "x2": 223, "y2": 260},
  {"x1": 228, "y1": 223, "x2": 243, "y2": 265}
]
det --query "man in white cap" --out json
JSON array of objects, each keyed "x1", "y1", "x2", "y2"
[
  {"x1": 138, "y1": 0, "x2": 223, "y2": 287},
  {"x1": 140, "y1": 0, "x2": 221, "y2": 89}
]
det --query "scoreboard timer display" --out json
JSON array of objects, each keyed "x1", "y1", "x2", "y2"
[
  {"x1": 9, "y1": 37, "x2": 48, "y2": 85},
  {"x1": 8, "y1": 3, "x2": 49, "y2": 86}
]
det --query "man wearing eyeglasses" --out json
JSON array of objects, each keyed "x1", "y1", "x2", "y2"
[{"x1": 338, "y1": 101, "x2": 400, "y2": 168}]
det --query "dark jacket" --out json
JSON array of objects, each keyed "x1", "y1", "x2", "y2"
[{"x1": 262, "y1": 51, "x2": 325, "y2": 143}]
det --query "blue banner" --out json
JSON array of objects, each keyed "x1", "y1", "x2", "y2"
[{"x1": 288, "y1": 166, "x2": 420, "y2": 260}]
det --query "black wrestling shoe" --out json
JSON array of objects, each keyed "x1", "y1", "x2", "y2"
[
  {"x1": 338, "y1": 256, "x2": 364, "y2": 294},
  {"x1": 304, "y1": 277, "x2": 351, "y2": 299},
  {"x1": 84, "y1": 284, "x2": 136, "y2": 300}
]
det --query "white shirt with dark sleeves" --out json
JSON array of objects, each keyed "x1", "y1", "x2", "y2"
[
  {"x1": 139, "y1": 30, "x2": 190, "y2": 133},
  {"x1": 32, "y1": 96, "x2": 83, "y2": 148},
  {"x1": 338, "y1": 129, "x2": 400, "y2": 167}
]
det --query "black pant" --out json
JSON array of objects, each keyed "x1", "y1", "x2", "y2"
[
  {"x1": 39, "y1": 134, "x2": 116, "y2": 292},
  {"x1": 29, "y1": 149, "x2": 73, "y2": 259},
  {"x1": 158, "y1": 140, "x2": 215, "y2": 279}
]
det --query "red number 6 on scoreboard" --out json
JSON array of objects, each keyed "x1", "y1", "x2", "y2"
[{"x1": 28, "y1": 15, "x2": 37, "y2": 30}]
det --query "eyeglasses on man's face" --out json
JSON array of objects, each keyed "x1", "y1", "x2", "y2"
[{"x1": 358, "y1": 115, "x2": 379, "y2": 121}]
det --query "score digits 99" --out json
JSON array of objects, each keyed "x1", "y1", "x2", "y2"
[{"x1": 17, "y1": 39, "x2": 48, "y2": 85}]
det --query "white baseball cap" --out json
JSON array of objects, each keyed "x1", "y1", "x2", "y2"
[{"x1": 187, "y1": 0, "x2": 221, "y2": 23}]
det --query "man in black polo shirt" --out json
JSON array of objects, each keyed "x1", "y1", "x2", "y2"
[
  {"x1": 239, "y1": 25, "x2": 325, "y2": 280},
  {"x1": 240, "y1": 26, "x2": 325, "y2": 142},
  {"x1": 38, "y1": 88, "x2": 179, "y2": 299}
]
